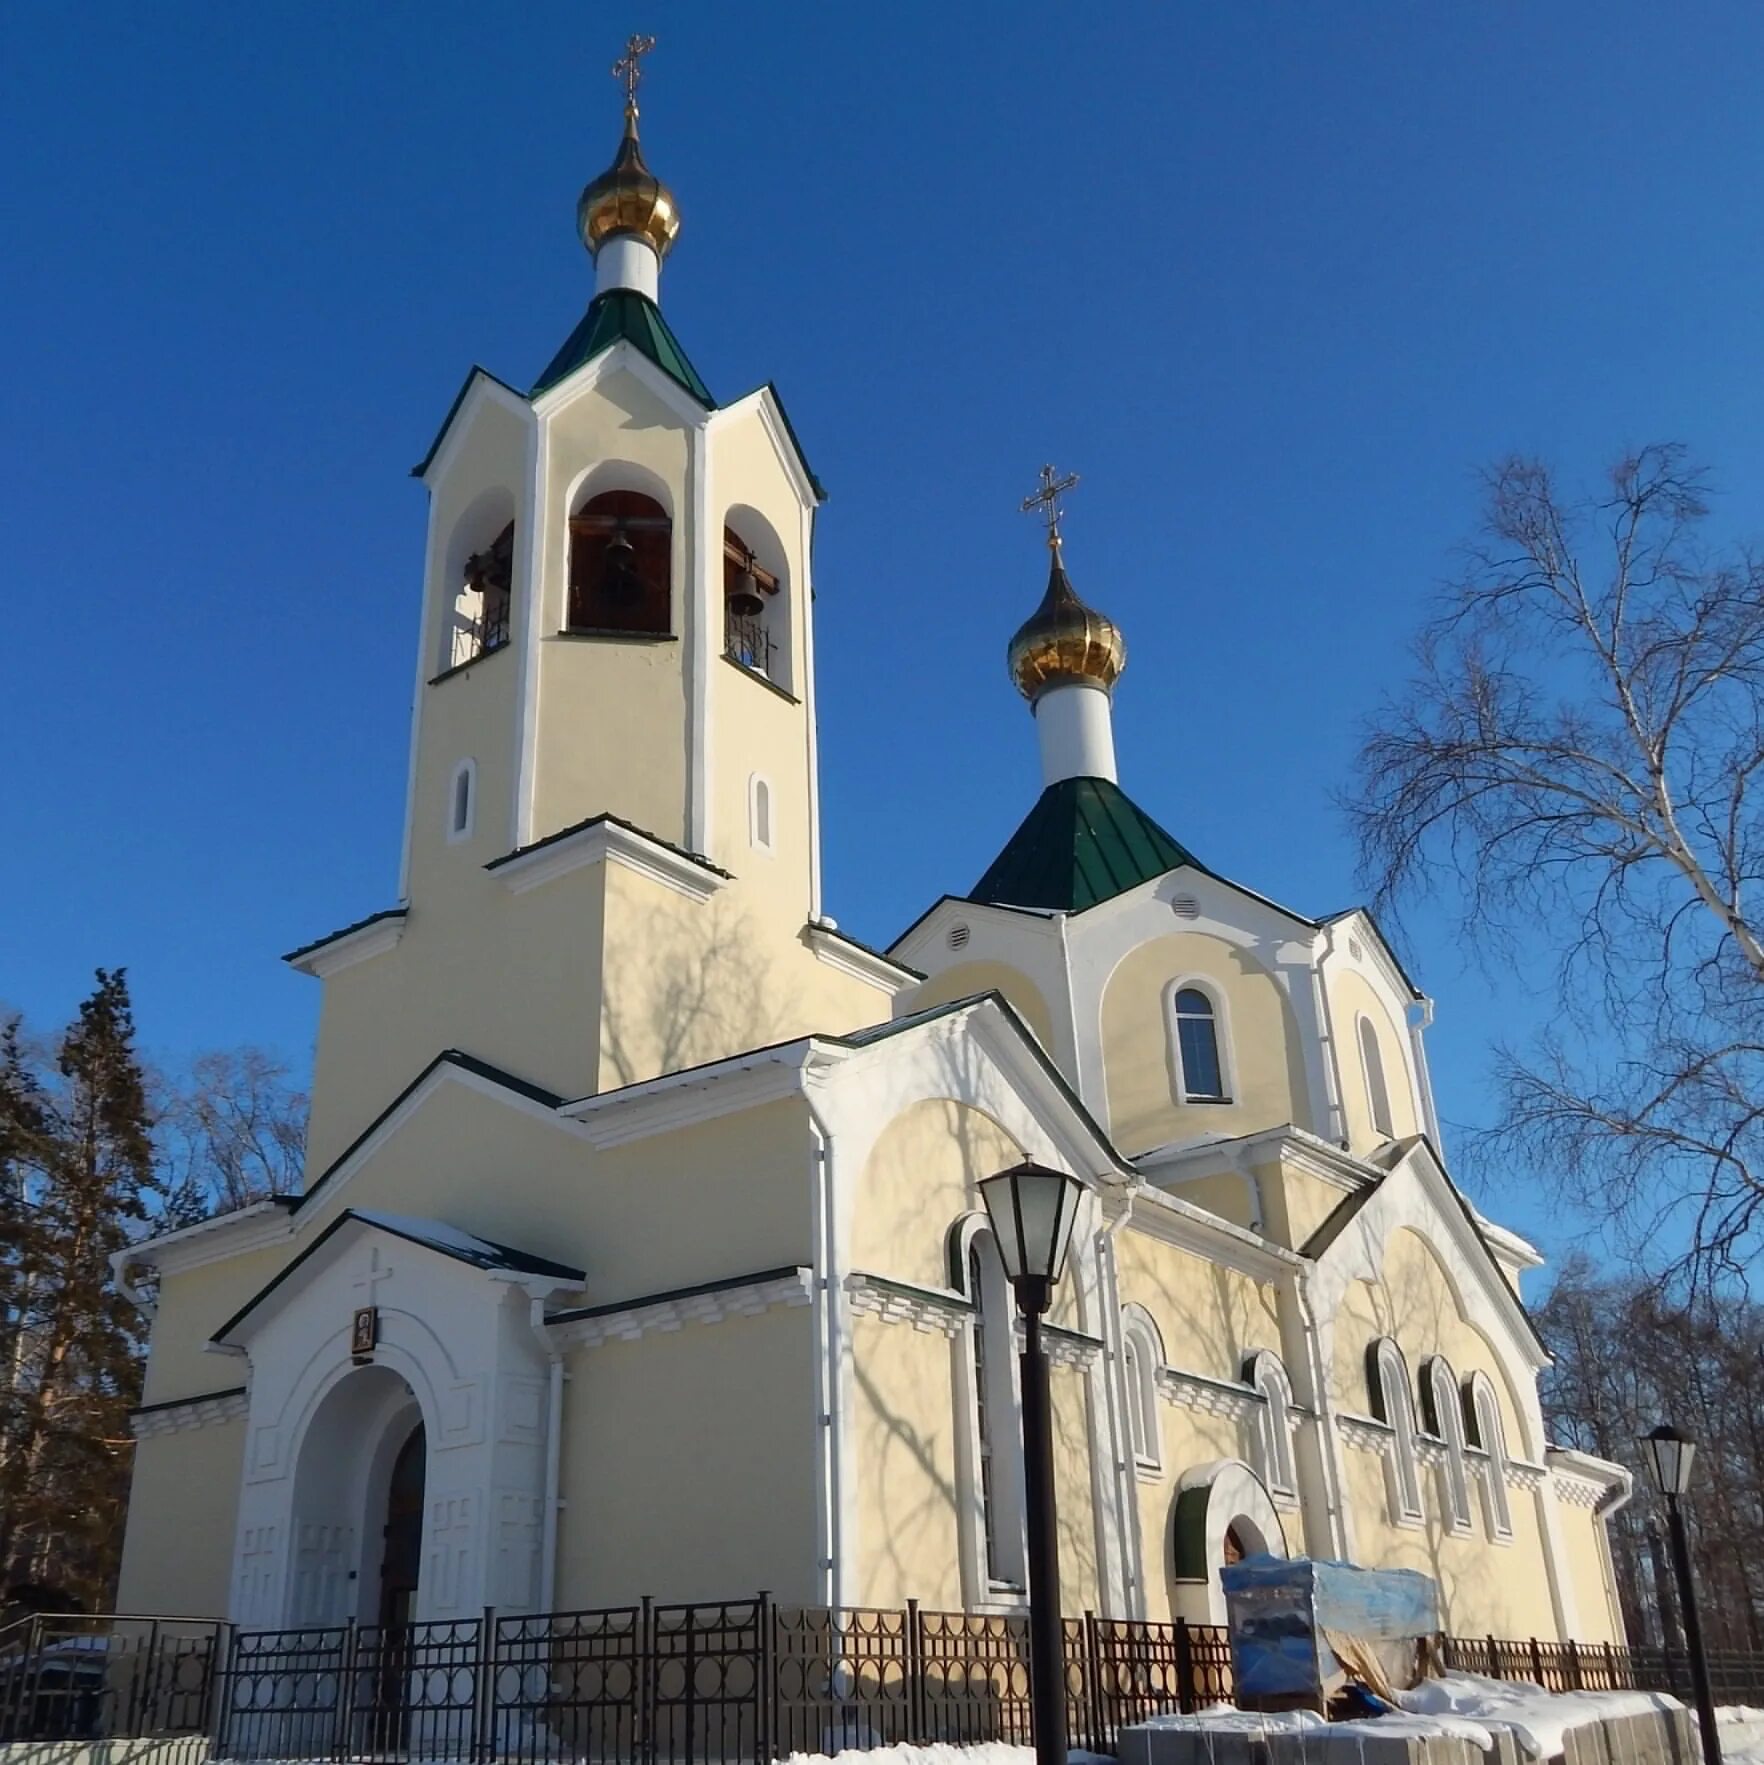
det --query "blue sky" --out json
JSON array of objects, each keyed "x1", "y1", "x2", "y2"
[{"x1": 7, "y1": 2, "x2": 1763, "y2": 1264}]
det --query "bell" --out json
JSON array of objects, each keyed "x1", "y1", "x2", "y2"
[
  {"x1": 603, "y1": 527, "x2": 639, "y2": 600},
  {"x1": 727, "y1": 562, "x2": 765, "y2": 619}
]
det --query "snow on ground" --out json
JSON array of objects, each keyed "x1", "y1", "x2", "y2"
[
  {"x1": 1719, "y1": 1704, "x2": 1764, "y2": 1765},
  {"x1": 778, "y1": 1747, "x2": 1117, "y2": 1765},
  {"x1": 1395, "y1": 1673, "x2": 1683, "y2": 1759}
]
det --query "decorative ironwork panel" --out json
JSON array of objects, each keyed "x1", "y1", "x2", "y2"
[{"x1": 492, "y1": 1606, "x2": 643, "y2": 1765}]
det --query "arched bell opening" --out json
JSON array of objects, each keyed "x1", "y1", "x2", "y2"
[
  {"x1": 440, "y1": 487, "x2": 518, "y2": 673},
  {"x1": 567, "y1": 488, "x2": 672, "y2": 635},
  {"x1": 722, "y1": 505, "x2": 792, "y2": 691}
]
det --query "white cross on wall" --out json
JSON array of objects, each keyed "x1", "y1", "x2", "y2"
[{"x1": 353, "y1": 1247, "x2": 394, "y2": 1300}]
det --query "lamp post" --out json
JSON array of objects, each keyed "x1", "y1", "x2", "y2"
[
  {"x1": 1641, "y1": 1425, "x2": 1721, "y2": 1765},
  {"x1": 978, "y1": 1159, "x2": 1086, "y2": 1765}
]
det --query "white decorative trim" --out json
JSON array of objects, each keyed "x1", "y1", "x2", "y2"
[
  {"x1": 845, "y1": 1272, "x2": 968, "y2": 1336},
  {"x1": 709, "y1": 387, "x2": 822, "y2": 513},
  {"x1": 801, "y1": 923, "x2": 916, "y2": 994},
  {"x1": 1507, "y1": 1457, "x2": 1550, "y2": 1492},
  {"x1": 1127, "y1": 1185, "x2": 1303, "y2": 1279},
  {"x1": 561, "y1": 1049, "x2": 808, "y2": 1146},
  {"x1": 1550, "y1": 1470, "x2": 1608, "y2": 1509},
  {"x1": 492, "y1": 819, "x2": 728, "y2": 903},
  {"x1": 119, "y1": 1200, "x2": 297, "y2": 1280},
  {"x1": 531, "y1": 336, "x2": 709, "y2": 428},
  {"x1": 1041, "y1": 1325, "x2": 1104, "y2": 1371},
  {"x1": 286, "y1": 913, "x2": 407, "y2": 979},
  {"x1": 131, "y1": 1388, "x2": 249, "y2": 1439},
  {"x1": 1336, "y1": 1411, "x2": 1393, "y2": 1453},
  {"x1": 1158, "y1": 1365, "x2": 1259, "y2": 1420},
  {"x1": 549, "y1": 1268, "x2": 814, "y2": 1351}
]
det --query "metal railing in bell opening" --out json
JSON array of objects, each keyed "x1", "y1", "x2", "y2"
[{"x1": 12, "y1": 1601, "x2": 1761, "y2": 1763}]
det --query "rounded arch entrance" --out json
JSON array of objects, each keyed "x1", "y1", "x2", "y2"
[
  {"x1": 1168, "y1": 1459, "x2": 1289, "y2": 1624},
  {"x1": 286, "y1": 1364, "x2": 427, "y2": 1628}
]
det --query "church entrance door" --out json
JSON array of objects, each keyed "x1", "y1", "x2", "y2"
[{"x1": 368, "y1": 1422, "x2": 426, "y2": 1752}]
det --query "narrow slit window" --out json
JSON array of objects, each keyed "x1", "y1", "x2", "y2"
[
  {"x1": 1360, "y1": 1016, "x2": 1394, "y2": 1137},
  {"x1": 1173, "y1": 987, "x2": 1228, "y2": 1102},
  {"x1": 750, "y1": 776, "x2": 773, "y2": 852},
  {"x1": 447, "y1": 761, "x2": 475, "y2": 843}
]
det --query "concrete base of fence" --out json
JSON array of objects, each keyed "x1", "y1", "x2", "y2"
[
  {"x1": 1562, "y1": 1709, "x2": 1697, "y2": 1765},
  {"x1": 1268, "y1": 1730, "x2": 1487, "y2": 1765},
  {"x1": 1118, "y1": 1726, "x2": 1271, "y2": 1765},
  {"x1": 0, "y1": 1738, "x2": 209, "y2": 1765}
]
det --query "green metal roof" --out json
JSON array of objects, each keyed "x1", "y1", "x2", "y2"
[
  {"x1": 970, "y1": 776, "x2": 1205, "y2": 912},
  {"x1": 533, "y1": 289, "x2": 714, "y2": 404}
]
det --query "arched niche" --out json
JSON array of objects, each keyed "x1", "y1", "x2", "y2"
[
  {"x1": 722, "y1": 502, "x2": 793, "y2": 692},
  {"x1": 1168, "y1": 1458, "x2": 1289, "y2": 1623},
  {"x1": 438, "y1": 485, "x2": 517, "y2": 674}
]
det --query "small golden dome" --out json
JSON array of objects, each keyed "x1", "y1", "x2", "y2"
[
  {"x1": 577, "y1": 107, "x2": 681, "y2": 261},
  {"x1": 1008, "y1": 537, "x2": 1127, "y2": 702}
]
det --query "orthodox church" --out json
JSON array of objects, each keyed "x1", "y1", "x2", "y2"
[{"x1": 115, "y1": 53, "x2": 1629, "y2": 1647}]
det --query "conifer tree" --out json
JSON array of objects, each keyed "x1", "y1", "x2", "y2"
[{"x1": 0, "y1": 970, "x2": 159, "y2": 1607}]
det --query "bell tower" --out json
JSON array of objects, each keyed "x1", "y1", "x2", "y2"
[{"x1": 292, "y1": 40, "x2": 903, "y2": 1178}]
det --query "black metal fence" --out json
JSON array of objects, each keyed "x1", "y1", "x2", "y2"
[{"x1": 5, "y1": 1601, "x2": 1759, "y2": 1762}]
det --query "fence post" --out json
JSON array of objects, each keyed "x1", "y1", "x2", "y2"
[
  {"x1": 1530, "y1": 1637, "x2": 1546, "y2": 1686},
  {"x1": 208, "y1": 1623, "x2": 237, "y2": 1756},
  {"x1": 476, "y1": 1606, "x2": 496, "y2": 1764},
  {"x1": 1567, "y1": 1638, "x2": 1582, "y2": 1690},
  {"x1": 1486, "y1": 1635, "x2": 1500, "y2": 1681},
  {"x1": 639, "y1": 1596, "x2": 655, "y2": 1765},
  {"x1": 757, "y1": 1591, "x2": 773, "y2": 1765},
  {"x1": 1082, "y1": 1611, "x2": 1105, "y2": 1756},
  {"x1": 1175, "y1": 1618, "x2": 1195, "y2": 1715},
  {"x1": 905, "y1": 1599, "x2": 926, "y2": 1745}
]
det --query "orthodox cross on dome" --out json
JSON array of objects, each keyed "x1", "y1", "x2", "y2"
[
  {"x1": 613, "y1": 32, "x2": 657, "y2": 116},
  {"x1": 1021, "y1": 464, "x2": 1080, "y2": 550}
]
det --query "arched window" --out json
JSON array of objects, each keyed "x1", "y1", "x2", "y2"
[
  {"x1": 1421, "y1": 1356, "x2": 1473, "y2": 1534},
  {"x1": 1170, "y1": 984, "x2": 1230, "y2": 1104},
  {"x1": 723, "y1": 519, "x2": 792, "y2": 691},
  {"x1": 1367, "y1": 1338, "x2": 1424, "y2": 1524},
  {"x1": 567, "y1": 490, "x2": 672, "y2": 635},
  {"x1": 1120, "y1": 1307, "x2": 1164, "y2": 1473},
  {"x1": 1465, "y1": 1372, "x2": 1515, "y2": 1541},
  {"x1": 1246, "y1": 1351, "x2": 1298, "y2": 1499},
  {"x1": 961, "y1": 1229, "x2": 1027, "y2": 1593},
  {"x1": 447, "y1": 759, "x2": 476, "y2": 844},
  {"x1": 749, "y1": 775, "x2": 773, "y2": 853},
  {"x1": 1359, "y1": 1014, "x2": 1394, "y2": 1138},
  {"x1": 448, "y1": 520, "x2": 514, "y2": 671}
]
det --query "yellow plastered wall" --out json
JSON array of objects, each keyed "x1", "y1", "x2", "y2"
[
  {"x1": 1114, "y1": 1227, "x2": 1283, "y2": 1386},
  {"x1": 1557, "y1": 1502, "x2": 1622, "y2": 1643},
  {"x1": 531, "y1": 372, "x2": 693, "y2": 848},
  {"x1": 848, "y1": 1098, "x2": 1079, "y2": 1329},
  {"x1": 114, "y1": 1422, "x2": 246, "y2": 1616},
  {"x1": 850, "y1": 1315, "x2": 964, "y2": 1610},
  {"x1": 556, "y1": 1304, "x2": 819, "y2": 1607},
  {"x1": 1051, "y1": 1361, "x2": 1101, "y2": 1614},
  {"x1": 595, "y1": 864, "x2": 890, "y2": 1094},
  {"x1": 303, "y1": 859, "x2": 608, "y2": 1176},
  {"x1": 1100, "y1": 933, "x2": 1312, "y2": 1156},
  {"x1": 908, "y1": 963, "x2": 1057, "y2": 1054},
  {"x1": 1254, "y1": 1160, "x2": 1353, "y2": 1254},
  {"x1": 141, "y1": 1245, "x2": 288, "y2": 1405},
  {"x1": 1327, "y1": 1226, "x2": 1565, "y2": 1637},
  {"x1": 1328, "y1": 968, "x2": 1421, "y2": 1156},
  {"x1": 1337, "y1": 1447, "x2": 1556, "y2": 1636},
  {"x1": 1329, "y1": 1227, "x2": 1531, "y2": 1457}
]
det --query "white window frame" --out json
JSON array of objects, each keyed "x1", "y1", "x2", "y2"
[
  {"x1": 1119, "y1": 1305, "x2": 1164, "y2": 1476},
  {"x1": 1165, "y1": 976, "x2": 1235, "y2": 1106},
  {"x1": 1423, "y1": 1355, "x2": 1474, "y2": 1535},
  {"x1": 447, "y1": 758, "x2": 477, "y2": 844},
  {"x1": 952, "y1": 1216, "x2": 1028, "y2": 1603},
  {"x1": 1358, "y1": 1013, "x2": 1395, "y2": 1138},
  {"x1": 1466, "y1": 1371, "x2": 1515, "y2": 1542},
  {"x1": 1246, "y1": 1350, "x2": 1299, "y2": 1501},
  {"x1": 1371, "y1": 1338, "x2": 1425, "y2": 1526},
  {"x1": 748, "y1": 773, "x2": 774, "y2": 855}
]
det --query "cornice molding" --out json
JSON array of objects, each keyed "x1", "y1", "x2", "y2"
[
  {"x1": 846, "y1": 1272, "x2": 968, "y2": 1337},
  {"x1": 130, "y1": 1387, "x2": 249, "y2": 1439},
  {"x1": 284, "y1": 909, "x2": 408, "y2": 980},
  {"x1": 530, "y1": 335, "x2": 710, "y2": 429},
  {"x1": 1126, "y1": 1186, "x2": 1302, "y2": 1280},
  {"x1": 118, "y1": 1200, "x2": 296, "y2": 1280},
  {"x1": 560, "y1": 1052, "x2": 807, "y2": 1148},
  {"x1": 801, "y1": 922, "x2": 919, "y2": 994},
  {"x1": 548, "y1": 1267, "x2": 812, "y2": 1350},
  {"x1": 491, "y1": 818, "x2": 728, "y2": 903}
]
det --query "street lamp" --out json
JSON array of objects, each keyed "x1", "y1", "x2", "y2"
[
  {"x1": 978, "y1": 1159, "x2": 1086, "y2": 1765},
  {"x1": 1641, "y1": 1425, "x2": 1721, "y2": 1765}
]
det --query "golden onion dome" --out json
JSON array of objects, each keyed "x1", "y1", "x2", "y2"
[
  {"x1": 577, "y1": 106, "x2": 681, "y2": 260},
  {"x1": 1008, "y1": 536, "x2": 1127, "y2": 702}
]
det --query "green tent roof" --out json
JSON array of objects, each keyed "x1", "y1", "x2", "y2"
[
  {"x1": 970, "y1": 776, "x2": 1205, "y2": 913},
  {"x1": 533, "y1": 289, "x2": 714, "y2": 404}
]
